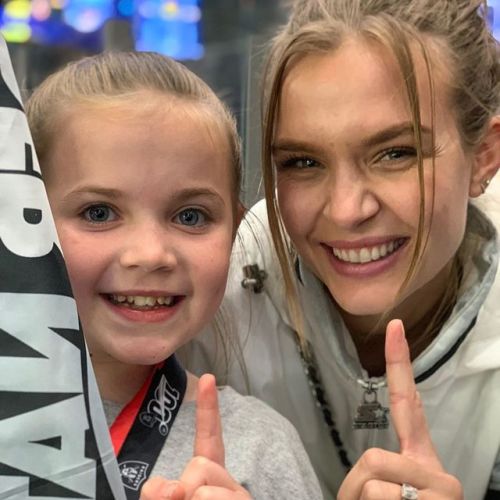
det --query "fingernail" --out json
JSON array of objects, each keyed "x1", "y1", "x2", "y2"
[{"x1": 390, "y1": 319, "x2": 405, "y2": 343}]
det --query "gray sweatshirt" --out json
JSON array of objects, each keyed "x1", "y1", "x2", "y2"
[{"x1": 104, "y1": 385, "x2": 323, "y2": 499}]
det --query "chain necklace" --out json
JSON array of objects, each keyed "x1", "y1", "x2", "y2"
[
  {"x1": 296, "y1": 338, "x2": 390, "y2": 471},
  {"x1": 295, "y1": 339, "x2": 353, "y2": 470}
]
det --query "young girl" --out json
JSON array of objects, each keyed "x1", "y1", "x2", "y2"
[
  {"x1": 182, "y1": 0, "x2": 500, "y2": 498},
  {"x1": 25, "y1": 51, "x2": 322, "y2": 499}
]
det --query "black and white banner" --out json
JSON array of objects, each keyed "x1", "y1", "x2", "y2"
[{"x1": 0, "y1": 37, "x2": 125, "y2": 499}]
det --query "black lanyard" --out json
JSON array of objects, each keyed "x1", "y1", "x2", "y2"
[{"x1": 110, "y1": 355, "x2": 187, "y2": 498}]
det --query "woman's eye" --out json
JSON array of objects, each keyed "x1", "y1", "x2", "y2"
[
  {"x1": 83, "y1": 205, "x2": 116, "y2": 223},
  {"x1": 378, "y1": 147, "x2": 416, "y2": 163},
  {"x1": 278, "y1": 156, "x2": 319, "y2": 169},
  {"x1": 175, "y1": 208, "x2": 206, "y2": 227}
]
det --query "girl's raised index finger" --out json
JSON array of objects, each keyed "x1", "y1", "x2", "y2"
[
  {"x1": 385, "y1": 319, "x2": 441, "y2": 468},
  {"x1": 194, "y1": 373, "x2": 225, "y2": 467}
]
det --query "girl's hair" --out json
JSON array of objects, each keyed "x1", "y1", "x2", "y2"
[
  {"x1": 261, "y1": 0, "x2": 500, "y2": 349},
  {"x1": 25, "y1": 50, "x2": 241, "y2": 204}
]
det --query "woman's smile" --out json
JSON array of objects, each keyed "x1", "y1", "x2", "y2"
[{"x1": 321, "y1": 237, "x2": 410, "y2": 278}]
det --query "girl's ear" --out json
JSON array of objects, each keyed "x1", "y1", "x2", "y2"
[
  {"x1": 232, "y1": 201, "x2": 246, "y2": 239},
  {"x1": 236, "y1": 201, "x2": 246, "y2": 226},
  {"x1": 469, "y1": 116, "x2": 500, "y2": 198}
]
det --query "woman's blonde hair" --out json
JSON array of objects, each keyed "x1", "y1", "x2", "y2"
[
  {"x1": 25, "y1": 50, "x2": 241, "y2": 205},
  {"x1": 261, "y1": 0, "x2": 500, "y2": 349}
]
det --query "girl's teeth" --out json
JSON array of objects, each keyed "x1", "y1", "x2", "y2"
[
  {"x1": 333, "y1": 240, "x2": 403, "y2": 264},
  {"x1": 110, "y1": 295, "x2": 175, "y2": 307},
  {"x1": 134, "y1": 296, "x2": 147, "y2": 307}
]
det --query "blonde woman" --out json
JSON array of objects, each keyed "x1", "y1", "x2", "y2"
[{"x1": 183, "y1": 1, "x2": 500, "y2": 498}]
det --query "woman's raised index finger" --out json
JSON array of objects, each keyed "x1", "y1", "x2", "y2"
[{"x1": 385, "y1": 319, "x2": 441, "y2": 468}]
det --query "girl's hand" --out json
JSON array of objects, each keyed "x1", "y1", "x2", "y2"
[
  {"x1": 338, "y1": 320, "x2": 464, "y2": 500},
  {"x1": 140, "y1": 374, "x2": 252, "y2": 500}
]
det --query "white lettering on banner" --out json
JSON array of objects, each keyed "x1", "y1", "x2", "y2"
[
  {"x1": 0, "y1": 293, "x2": 95, "y2": 497},
  {"x1": 0, "y1": 168, "x2": 59, "y2": 259}
]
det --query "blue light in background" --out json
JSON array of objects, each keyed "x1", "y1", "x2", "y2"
[
  {"x1": 63, "y1": 0, "x2": 113, "y2": 33},
  {"x1": 135, "y1": 0, "x2": 203, "y2": 60},
  {"x1": 0, "y1": 0, "x2": 204, "y2": 61},
  {"x1": 488, "y1": 0, "x2": 500, "y2": 40}
]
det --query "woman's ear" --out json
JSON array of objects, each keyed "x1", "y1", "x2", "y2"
[{"x1": 469, "y1": 116, "x2": 500, "y2": 198}]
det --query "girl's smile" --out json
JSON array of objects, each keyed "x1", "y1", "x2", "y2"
[{"x1": 102, "y1": 291, "x2": 185, "y2": 323}]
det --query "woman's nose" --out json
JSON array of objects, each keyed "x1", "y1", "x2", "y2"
[{"x1": 324, "y1": 168, "x2": 380, "y2": 229}]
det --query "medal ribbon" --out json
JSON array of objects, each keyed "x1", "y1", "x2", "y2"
[{"x1": 109, "y1": 355, "x2": 187, "y2": 498}]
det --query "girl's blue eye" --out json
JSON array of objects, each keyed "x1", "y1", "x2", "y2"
[
  {"x1": 176, "y1": 208, "x2": 206, "y2": 227},
  {"x1": 83, "y1": 205, "x2": 116, "y2": 223}
]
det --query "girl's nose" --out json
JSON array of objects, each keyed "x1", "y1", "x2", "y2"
[{"x1": 119, "y1": 223, "x2": 177, "y2": 272}]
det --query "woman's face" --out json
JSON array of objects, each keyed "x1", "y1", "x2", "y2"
[{"x1": 273, "y1": 38, "x2": 475, "y2": 320}]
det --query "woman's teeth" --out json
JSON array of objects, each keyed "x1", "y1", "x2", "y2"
[
  {"x1": 332, "y1": 239, "x2": 404, "y2": 264},
  {"x1": 109, "y1": 294, "x2": 175, "y2": 307}
]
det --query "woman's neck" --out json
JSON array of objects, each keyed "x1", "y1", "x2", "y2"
[{"x1": 341, "y1": 261, "x2": 456, "y2": 377}]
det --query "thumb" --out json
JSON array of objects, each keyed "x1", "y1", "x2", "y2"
[
  {"x1": 385, "y1": 319, "x2": 443, "y2": 469},
  {"x1": 140, "y1": 478, "x2": 185, "y2": 500},
  {"x1": 194, "y1": 373, "x2": 225, "y2": 467}
]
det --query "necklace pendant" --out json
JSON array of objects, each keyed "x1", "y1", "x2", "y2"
[{"x1": 353, "y1": 383, "x2": 389, "y2": 430}]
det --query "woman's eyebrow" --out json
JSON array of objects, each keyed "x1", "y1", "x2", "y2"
[
  {"x1": 360, "y1": 122, "x2": 433, "y2": 148},
  {"x1": 271, "y1": 139, "x2": 323, "y2": 155},
  {"x1": 272, "y1": 123, "x2": 433, "y2": 155}
]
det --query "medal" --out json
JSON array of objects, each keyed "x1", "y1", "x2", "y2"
[{"x1": 353, "y1": 380, "x2": 389, "y2": 430}]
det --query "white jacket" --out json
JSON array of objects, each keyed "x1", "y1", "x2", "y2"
[{"x1": 182, "y1": 179, "x2": 500, "y2": 500}]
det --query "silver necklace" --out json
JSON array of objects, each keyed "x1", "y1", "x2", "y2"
[{"x1": 296, "y1": 340, "x2": 390, "y2": 470}]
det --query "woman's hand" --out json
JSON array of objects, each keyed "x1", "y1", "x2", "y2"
[
  {"x1": 338, "y1": 320, "x2": 464, "y2": 500},
  {"x1": 140, "y1": 374, "x2": 251, "y2": 500}
]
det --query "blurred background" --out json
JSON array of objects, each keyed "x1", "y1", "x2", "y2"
[
  {"x1": 0, "y1": 0, "x2": 289, "y2": 205},
  {"x1": 2, "y1": 0, "x2": 500, "y2": 204}
]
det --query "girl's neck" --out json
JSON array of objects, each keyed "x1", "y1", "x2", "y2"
[
  {"x1": 91, "y1": 355, "x2": 199, "y2": 406},
  {"x1": 91, "y1": 355, "x2": 153, "y2": 405},
  {"x1": 341, "y1": 260, "x2": 456, "y2": 377}
]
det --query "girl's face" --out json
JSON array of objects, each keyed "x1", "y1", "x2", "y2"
[
  {"x1": 45, "y1": 95, "x2": 236, "y2": 367},
  {"x1": 273, "y1": 39, "x2": 476, "y2": 322}
]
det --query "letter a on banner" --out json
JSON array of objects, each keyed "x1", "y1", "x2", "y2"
[{"x1": 0, "y1": 37, "x2": 125, "y2": 499}]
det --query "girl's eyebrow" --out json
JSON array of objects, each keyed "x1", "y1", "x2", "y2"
[
  {"x1": 62, "y1": 186, "x2": 122, "y2": 200},
  {"x1": 170, "y1": 187, "x2": 225, "y2": 206},
  {"x1": 63, "y1": 186, "x2": 225, "y2": 205}
]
